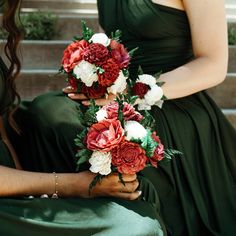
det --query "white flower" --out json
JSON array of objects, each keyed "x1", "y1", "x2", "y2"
[
  {"x1": 89, "y1": 151, "x2": 112, "y2": 175},
  {"x1": 124, "y1": 120, "x2": 147, "y2": 141},
  {"x1": 90, "y1": 33, "x2": 111, "y2": 47},
  {"x1": 107, "y1": 71, "x2": 127, "y2": 95},
  {"x1": 144, "y1": 85, "x2": 164, "y2": 106},
  {"x1": 96, "y1": 109, "x2": 108, "y2": 122},
  {"x1": 138, "y1": 74, "x2": 156, "y2": 86},
  {"x1": 73, "y1": 60, "x2": 98, "y2": 87}
]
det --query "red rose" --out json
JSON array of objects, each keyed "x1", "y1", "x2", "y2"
[
  {"x1": 81, "y1": 83, "x2": 107, "y2": 99},
  {"x1": 132, "y1": 82, "x2": 150, "y2": 99},
  {"x1": 111, "y1": 141, "x2": 147, "y2": 174},
  {"x1": 102, "y1": 102, "x2": 143, "y2": 122},
  {"x1": 62, "y1": 40, "x2": 89, "y2": 72},
  {"x1": 83, "y1": 43, "x2": 110, "y2": 66},
  {"x1": 98, "y1": 59, "x2": 120, "y2": 87},
  {"x1": 110, "y1": 40, "x2": 130, "y2": 69},
  {"x1": 87, "y1": 119, "x2": 124, "y2": 152}
]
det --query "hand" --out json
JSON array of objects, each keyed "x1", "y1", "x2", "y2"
[
  {"x1": 77, "y1": 171, "x2": 141, "y2": 200},
  {"x1": 63, "y1": 86, "x2": 116, "y2": 106}
]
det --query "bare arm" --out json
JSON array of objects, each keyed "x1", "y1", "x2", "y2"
[{"x1": 160, "y1": 0, "x2": 228, "y2": 99}]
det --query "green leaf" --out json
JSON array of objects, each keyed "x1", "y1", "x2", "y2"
[
  {"x1": 140, "y1": 111, "x2": 155, "y2": 130},
  {"x1": 74, "y1": 129, "x2": 87, "y2": 149},
  {"x1": 111, "y1": 30, "x2": 122, "y2": 41},
  {"x1": 75, "y1": 149, "x2": 92, "y2": 171},
  {"x1": 156, "y1": 82, "x2": 165, "y2": 87},
  {"x1": 140, "y1": 131, "x2": 158, "y2": 158},
  {"x1": 81, "y1": 20, "x2": 94, "y2": 41},
  {"x1": 153, "y1": 71, "x2": 162, "y2": 79},
  {"x1": 128, "y1": 47, "x2": 139, "y2": 57},
  {"x1": 89, "y1": 175, "x2": 104, "y2": 195},
  {"x1": 84, "y1": 100, "x2": 100, "y2": 126},
  {"x1": 138, "y1": 66, "x2": 144, "y2": 75}
]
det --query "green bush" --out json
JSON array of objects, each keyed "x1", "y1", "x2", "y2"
[
  {"x1": 228, "y1": 26, "x2": 236, "y2": 45},
  {"x1": 0, "y1": 11, "x2": 58, "y2": 40}
]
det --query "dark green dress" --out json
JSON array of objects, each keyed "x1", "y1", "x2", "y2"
[
  {"x1": 5, "y1": 0, "x2": 236, "y2": 235},
  {"x1": 0, "y1": 62, "x2": 164, "y2": 234}
]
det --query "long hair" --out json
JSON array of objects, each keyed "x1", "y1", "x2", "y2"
[{"x1": 1, "y1": 0, "x2": 22, "y2": 130}]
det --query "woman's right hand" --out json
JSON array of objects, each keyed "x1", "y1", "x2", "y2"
[{"x1": 76, "y1": 171, "x2": 141, "y2": 200}]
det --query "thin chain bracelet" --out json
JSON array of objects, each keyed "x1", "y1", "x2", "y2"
[{"x1": 51, "y1": 172, "x2": 59, "y2": 198}]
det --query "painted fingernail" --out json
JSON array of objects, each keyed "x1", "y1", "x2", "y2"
[{"x1": 68, "y1": 93, "x2": 75, "y2": 97}]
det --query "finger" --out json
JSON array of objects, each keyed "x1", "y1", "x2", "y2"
[
  {"x1": 82, "y1": 93, "x2": 117, "y2": 106},
  {"x1": 114, "y1": 191, "x2": 142, "y2": 200},
  {"x1": 118, "y1": 180, "x2": 139, "y2": 193},
  {"x1": 62, "y1": 86, "x2": 77, "y2": 94},
  {"x1": 119, "y1": 174, "x2": 137, "y2": 182},
  {"x1": 68, "y1": 93, "x2": 88, "y2": 100}
]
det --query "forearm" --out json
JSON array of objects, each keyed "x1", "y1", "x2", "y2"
[
  {"x1": 0, "y1": 165, "x2": 88, "y2": 197},
  {"x1": 160, "y1": 56, "x2": 228, "y2": 100}
]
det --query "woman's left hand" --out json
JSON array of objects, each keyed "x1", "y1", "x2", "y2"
[{"x1": 63, "y1": 86, "x2": 117, "y2": 106}]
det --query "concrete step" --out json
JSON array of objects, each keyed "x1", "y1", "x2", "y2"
[
  {"x1": 22, "y1": 0, "x2": 97, "y2": 10},
  {"x1": 226, "y1": 3, "x2": 236, "y2": 22},
  {"x1": 21, "y1": 0, "x2": 98, "y2": 16},
  {"x1": 222, "y1": 109, "x2": 236, "y2": 129},
  {"x1": 207, "y1": 73, "x2": 236, "y2": 108},
  {"x1": 228, "y1": 46, "x2": 236, "y2": 72},
  {"x1": 1, "y1": 41, "x2": 235, "y2": 71}
]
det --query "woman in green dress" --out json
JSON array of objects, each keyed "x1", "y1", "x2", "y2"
[
  {"x1": 28, "y1": 0, "x2": 235, "y2": 235},
  {"x1": 0, "y1": 1, "x2": 165, "y2": 235}
]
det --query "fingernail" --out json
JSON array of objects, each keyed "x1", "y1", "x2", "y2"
[
  {"x1": 82, "y1": 101, "x2": 89, "y2": 105},
  {"x1": 68, "y1": 93, "x2": 74, "y2": 97},
  {"x1": 138, "y1": 191, "x2": 142, "y2": 196}
]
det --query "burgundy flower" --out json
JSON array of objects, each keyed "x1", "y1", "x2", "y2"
[
  {"x1": 110, "y1": 40, "x2": 130, "y2": 69},
  {"x1": 98, "y1": 59, "x2": 120, "y2": 87},
  {"x1": 81, "y1": 83, "x2": 107, "y2": 99},
  {"x1": 132, "y1": 82, "x2": 150, "y2": 99},
  {"x1": 62, "y1": 40, "x2": 89, "y2": 72},
  {"x1": 68, "y1": 75, "x2": 78, "y2": 90},
  {"x1": 111, "y1": 141, "x2": 147, "y2": 174},
  {"x1": 87, "y1": 119, "x2": 124, "y2": 152},
  {"x1": 83, "y1": 43, "x2": 110, "y2": 66}
]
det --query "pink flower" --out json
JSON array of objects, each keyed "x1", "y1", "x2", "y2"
[
  {"x1": 150, "y1": 132, "x2": 164, "y2": 167},
  {"x1": 102, "y1": 102, "x2": 143, "y2": 122},
  {"x1": 87, "y1": 119, "x2": 124, "y2": 152},
  {"x1": 110, "y1": 40, "x2": 130, "y2": 69},
  {"x1": 62, "y1": 40, "x2": 89, "y2": 72},
  {"x1": 111, "y1": 141, "x2": 147, "y2": 174}
]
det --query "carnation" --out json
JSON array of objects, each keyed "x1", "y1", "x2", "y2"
[
  {"x1": 90, "y1": 33, "x2": 111, "y2": 47},
  {"x1": 89, "y1": 151, "x2": 112, "y2": 175},
  {"x1": 83, "y1": 43, "x2": 110, "y2": 66},
  {"x1": 96, "y1": 109, "x2": 108, "y2": 122},
  {"x1": 107, "y1": 71, "x2": 127, "y2": 95},
  {"x1": 98, "y1": 59, "x2": 120, "y2": 87},
  {"x1": 138, "y1": 74, "x2": 157, "y2": 86},
  {"x1": 81, "y1": 83, "x2": 107, "y2": 99},
  {"x1": 124, "y1": 120, "x2": 147, "y2": 141},
  {"x1": 132, "y1": 82, "x2": 150, "y2": 99},
  {"x1": 73, "y1": 60, "x2": 98, "y2": 87},
  {"x1": 144, "y1": 85, "x2": 164, "y2": 106}
]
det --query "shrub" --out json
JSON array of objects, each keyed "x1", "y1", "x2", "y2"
[
  {"x1": 0, "y1": 11, "x2": 58, "y2": 40},
  {"x1": 228, "y1": 26, "x2": 236, "y2": 45}
]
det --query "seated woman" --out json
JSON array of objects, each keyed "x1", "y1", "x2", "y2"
[
  {"x1": 0, "y1": 1, "x2": 165, "y2": 235},
  {"x1": 12, "y1": 0, "x2": 236, "y2": 236}
]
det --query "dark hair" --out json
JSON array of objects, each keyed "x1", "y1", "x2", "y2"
[{"x1": 1, "y1": 0, "x2": 22, "y2": 130}]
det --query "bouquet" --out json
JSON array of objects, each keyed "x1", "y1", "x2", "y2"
[
  {"x1": 60, "y1": 22, "x2": 134, "y2": 99},
  {"x1": 131, "y1": 69, "x2": 166, "y2": 111},
  {"x1": 74, "y1": 95, "x2": 181, "y2": 192}
]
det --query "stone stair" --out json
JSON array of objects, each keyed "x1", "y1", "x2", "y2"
[{"x1": 11, "y1": 0, "x2": 236, "y2": 128}]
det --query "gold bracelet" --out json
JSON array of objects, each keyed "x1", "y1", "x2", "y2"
[{"x1": 51, "y1": 172, "x2": 59, "y2": 198}]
